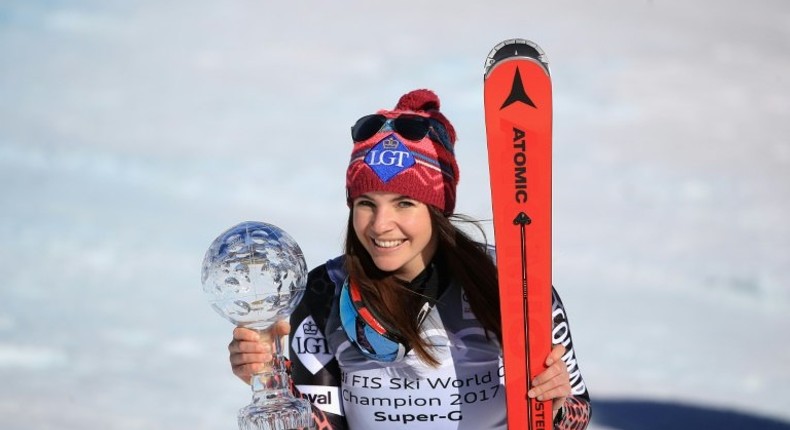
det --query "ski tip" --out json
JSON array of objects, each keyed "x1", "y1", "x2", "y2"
[{"x1": 484, "y1": 38, "x2": 549, "y2": 77}]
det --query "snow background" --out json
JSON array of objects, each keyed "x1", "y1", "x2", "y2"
[{"x1": 1, "y1": 0, "x2": 789, "y2": 429}]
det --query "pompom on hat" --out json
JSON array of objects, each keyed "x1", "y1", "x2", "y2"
[{"x1": 345, "y1": 89, "x2": 460, "y2": 215}]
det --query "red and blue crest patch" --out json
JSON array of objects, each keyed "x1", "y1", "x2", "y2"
[{"x1": 363, "y1": 134, "x2": 415, "y2": 182}]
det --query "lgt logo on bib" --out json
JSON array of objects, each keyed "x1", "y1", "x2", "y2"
[{"x1": 291, "y1": 315, "x2": 333, "y2": 374}]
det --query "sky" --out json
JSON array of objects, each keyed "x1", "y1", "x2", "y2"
[{"x1": 1, "y1": 1, "x2": 789, "y2": 429}]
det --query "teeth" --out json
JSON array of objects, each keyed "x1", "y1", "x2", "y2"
[{"x1": 374, "y1": 239, "x2": 404, "y2": 248}]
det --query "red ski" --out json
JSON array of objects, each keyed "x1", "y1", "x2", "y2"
[{"x1": 484, "y1": 39, "x2": 553, "y2": 430}]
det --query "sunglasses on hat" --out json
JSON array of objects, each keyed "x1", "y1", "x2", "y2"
[{"x1": 350, "y1": 114, "x2": 453, "y2": 153}]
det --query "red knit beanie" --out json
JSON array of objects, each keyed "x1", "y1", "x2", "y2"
[{"x1": 346, "y1": 89, "x2": 459, "y2": 214}]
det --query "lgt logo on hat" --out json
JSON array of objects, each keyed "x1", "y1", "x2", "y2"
[{"x1": 364, "y1": 134, "x2": 415, "y2": 182}]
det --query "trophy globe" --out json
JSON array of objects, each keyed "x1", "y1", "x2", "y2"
[{"x1": 201, "y1": 221, "x2": 314, "y2": 430}]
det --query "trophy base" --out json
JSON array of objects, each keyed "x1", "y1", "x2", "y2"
[{"x1": 238, "y1": 395, "x2": 314, "y2": 430}]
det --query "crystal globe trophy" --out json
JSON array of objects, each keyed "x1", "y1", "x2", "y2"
[{"x1": 201, "y1": 221, "x2": 314, "y2": 430}]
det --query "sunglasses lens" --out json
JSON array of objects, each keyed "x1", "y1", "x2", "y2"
[
  {"x1": 351, "y1": 114, "x2": 435, "y2": 144},
  {"x1": 351, "y1": 114, "x2": 387, "y2": 142},
  {"x1": 361, "y1": 325, "x2": 400, "y2": 361},
  {"x1": 393, "y1": 116, "x2": 430, "y2": 141},
  {"x1": 339, "y1": 279, "x2": 403, "y2": 362}
]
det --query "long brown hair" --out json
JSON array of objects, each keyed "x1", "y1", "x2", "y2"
[{"x1": 343, "y1": 206, "x2": 501, "y2": 366}]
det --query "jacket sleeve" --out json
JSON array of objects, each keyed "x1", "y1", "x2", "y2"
[
  {"x1": 551, "y1": 287, "x2": 592, "y2": 430},
  {"x1": 288, "y1": 265, "x2": 347, "y2": 430}
]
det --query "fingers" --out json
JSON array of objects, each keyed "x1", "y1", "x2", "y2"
[
  {"x1": 228, "y1": 327, "x2": 279, "y2": 384},
  {"x1": 528, "y1": 345, "x2": 571, "y2": 404},
  {"x1": 231, "y1": 362, "x2": 265, "y2": 382},
  {"x1": 545, "y1": 343, "x2": 566, "y2": 366},
  {"x1": 229, "y1": 347, "x2": 270, "y2": 366},
  {"x1": 228, "y1": 323, "x2": 293, "y2": 384},
  {"x1": 232, "y1": 326, "x2": 261, "y2": 342},
  {"x1": 273, "y1": 320, "x2": 291, "y2": 336},
  {"x1": 528, "y1": 369, "x2": 570, "y2": 401}
]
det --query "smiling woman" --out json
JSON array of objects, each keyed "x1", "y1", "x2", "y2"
[
  {"x1": 351, "y1": 192, "x2": 437, "y2": 282},
  {"x1": 227, "y1": 89, "x2": 591, "y2": 430}
]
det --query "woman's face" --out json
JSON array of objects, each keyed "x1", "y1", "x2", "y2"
[{"x1": 352, "y1": 192, "x2": 437, "y2": 282}]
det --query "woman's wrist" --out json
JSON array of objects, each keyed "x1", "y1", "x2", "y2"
[{"x1": 552, "y1": 404, "x2": 565, "y2": 424}]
